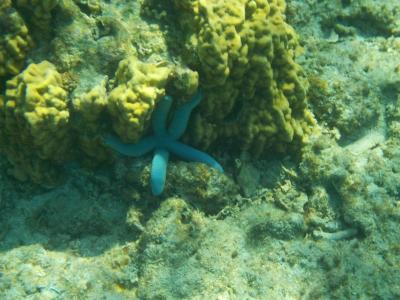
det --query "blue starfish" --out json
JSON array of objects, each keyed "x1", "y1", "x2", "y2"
[{"x1": 104, "y1": 91, "x2": 224, "y2": 196}]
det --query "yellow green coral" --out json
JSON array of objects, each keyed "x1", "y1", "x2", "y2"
[
  {"x1": 72, "y1": 81, "x2": 109, "y2": 163},
  {"x1": 0, "y1": 0, "x2": 316, "y2": 185},
  {"x1": 0, "y1": 0, "x2": 33, "y2": 77},
  {"x1": 108, "y1": 56, "x2": 171, "y2": 142},
  {"x1": 73, "y1": 81, "x2": 107, "y2": 130},
  {"x1": 0, "y1": 61, "x2": 70, "y2": 183},
  {"x1": 149, "y1": 0, "x2": 316, "y2": 156}
]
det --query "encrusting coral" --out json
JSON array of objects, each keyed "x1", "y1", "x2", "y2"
[
  {"x1": 0, "y1": 0, "x2": 33, "y2": 77},
  {"x1": 145, "y1": 0, "x2": 316, "y2": 156},
  {"x1": 0, "y1": 61, "x2": 71, "y2": 183}
]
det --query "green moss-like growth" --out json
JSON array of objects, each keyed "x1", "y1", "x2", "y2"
[{"x1": 14, "y1": 0, "x2": 59, "y2": 31}]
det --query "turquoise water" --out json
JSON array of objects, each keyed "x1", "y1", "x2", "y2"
[{"x1": 0, "y1": 0, "x2": 399, "y2": 299}]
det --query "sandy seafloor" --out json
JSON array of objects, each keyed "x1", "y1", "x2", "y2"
[{"x1": 1, "y1": 0, "x2": 400, "y2": 299}]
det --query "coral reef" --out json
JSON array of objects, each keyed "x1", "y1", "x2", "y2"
[
  {"x1": 0, "y1": 0, "x2": 33, "y2": 77},
  {"x1": 1, "y1": 0, "x2": 400, "y2": 299},
  {"x1": 71, "y1": 81, "x2": 109, "y2": 163},
  {"x1": 0, "y1": 0, "x2": 317, "y2": 184},
  {"x1": 289, "y1": 0, "x2": 400, "y2": 139},
  {"x1": 14, "y1": 0, "x2": 59, "y2": 31},
  {"x1": 144, "y1": 0, "x2": 316, "y2": 156},
  {"x1": 0, "y1": 61, "x2": 70, "y2": 183},
  {"x1": 288, "y1": 0, "x2": 400, "y2": 38},
  {"x1": 72, "y1": 0, "x2": 102, "y2": 15},
  {"x1": 108, "y1": 56, "x2": 171, "y2": 142}
]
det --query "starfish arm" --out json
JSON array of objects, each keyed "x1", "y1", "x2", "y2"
[
  {"x1": 168, "y1": 91, "x2": 203, "y2": 140},
  {"x1": 104, "y1": 135, "x2": 156, "y2": 157},
  {"x1": 166, "y1": 140, "x2": 224, "y2": 172},
  {"x1": 153, "y1": 95, "x2": 173, "y2": 136},
  {"x1": 151, "y1": 148, "x2": 170, "y2": 196}
]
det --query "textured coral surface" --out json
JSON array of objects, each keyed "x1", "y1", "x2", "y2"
[
  {"x1": 0, "y1": 0, "x2": 315, "y2": 183},
  {"x1": 145, "y1": 0, "x2": 316, "y2": 155},
  {"x1": 0, "y1": 0, "x2": 33, "y2": 77},
  {"x1": 1, "y1": 61, "x2": 70, "y2": 183},
  {"x1": 1, "y1": 0, "x2": 400, "y2": 299}
]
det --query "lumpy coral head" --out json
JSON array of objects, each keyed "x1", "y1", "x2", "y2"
[
  {"x1": 107, "y1": 56, "x2": 171, "y2": 142},
  {"x1": 148, "y1": 0, "x2": 316, "y2": 157},
  {"x1": 0, "y1": 1, "x2": 33, "y2": 77},
  {"x1": 0, "y1": 61, "x2": 71, "y2": 183}
]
